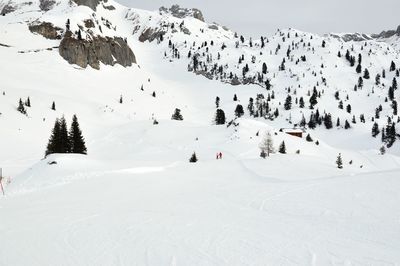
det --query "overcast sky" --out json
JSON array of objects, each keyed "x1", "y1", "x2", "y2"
[{"x1": 118, "y1": 0, "x2": 400, "y2": 37}]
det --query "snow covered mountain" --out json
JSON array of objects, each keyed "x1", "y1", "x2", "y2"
[{"x1": 1, "y1": 1, "x2": 400, "y2": 265}]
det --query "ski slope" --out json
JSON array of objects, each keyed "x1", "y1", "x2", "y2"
[{"x1": 1, "y1": 0, "x2": 400, "y2": 265}]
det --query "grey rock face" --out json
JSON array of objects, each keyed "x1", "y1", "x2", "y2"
[
  {"x1": 139, "y1": 28, "x2": 166, "y2": 43},
  {"x1": 72, "y1": 0, "x2": 101, "y2": 11},
  {"x1": 39, "y1": 0, "x2": 56, "y2": 11},
  {"x1": 29, "y1": 22, "x2": 63, "y2": 40},
  {"x1": 1, "y1": 3, "x2": 16, "y2": 15},
  {"x1": 330, "y1": 33, "x2": 372, "y2": 42},
  {"x1": 159, "y1": 5, "x2": 204, "y2": 22},
  {"x1": 372, "y1": 25, "x2": 400, "y2": 39},
  {"x1": 59, "y1": 31, "x2": 136, "y2": 70}
]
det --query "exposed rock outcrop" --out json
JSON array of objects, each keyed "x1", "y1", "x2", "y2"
[
  {"x1": 59, "y1": 31, "x2": 136, "y2": 69},
  {"x1": 1, "y1": 3, "x2": 16, "y2": 15},
  {"x1": 372, "y1": 25, "x2": 400, "y2": 39},
  {"x1": 29, "y1": 22, "x2": 64, "y2": 40},
  {"x1": 159, "y1": 5, "x2": 204, "y2": 22},
  {"x1": 72, "y1": 0, "x2": 101, "y2": 11},
  {"x1": 138, "y1": 28, "x2": 166, "y2": 43},
  {"x1": 39, "y1": 0, "x2": 56, "y2": 11},
  {"x1": 330, "y1": 33, "x2": 372, "y2": 42}
]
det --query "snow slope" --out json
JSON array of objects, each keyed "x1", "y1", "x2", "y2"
[{"x1": 1, "y1": 0, "x2": 400, "y2": 265}]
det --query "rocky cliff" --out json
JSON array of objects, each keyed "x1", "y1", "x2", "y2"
[
  {"x1": 29, "y1": 22, "x2": 64, "y2": 39},
  {"x1": 59, "y1": 31, "x2": 136, "y2": 69}
]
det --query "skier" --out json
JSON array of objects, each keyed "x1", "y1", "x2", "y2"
[{"x1": 219, "y1": 152, "x2": 223, "y2": 159}]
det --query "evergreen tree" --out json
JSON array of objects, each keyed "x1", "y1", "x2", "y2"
[
  {"x1": 324, "y1": 114, "x2": 333, "y2": 129},
  {"x1": 119, "y1": 95, "x2": 123, "y2": 104},
  {"x1": 375, "y1": 74, "x2": 381, "y2": 85},
  {"x1": 262, "y1": 62, "x2": 267, "y2": 74},
  {"x1": 390, "y1": 61, "x2": 396, "y2": 72},
  {"x1": 171, "y1": 108, "x2": 184, "y2": 120},
  {"x1": 336, "y1": 153, "x2": 343, "y2": 169},
  {"x1": 17, "y1": 98, "x2": 26, "y2": 115},
  {"x1": 278, "y1": 141, "x2": 286, "y2": 154},
  {"x1": 45, "y1": 119, "x2": 61, "y2": 156},
  {"x1": 25, "y1": 97, "x2": 31, "y2": 107},
  {"x1": 371, "y1": 122, "x2": 380, "y2": 137},
  {"x1": 309, "y1": 90, "x2": 318, "y2": 109},
  {"x1": 215, "y1": 96, "x2": 220, "y2": 108},
  {"x1": 214, "y1": 109, "x2": 226, "y2": 125},
  {"x1": 386, "y1": 123, "x2": 397, "y2": 148},
  {"x1": 344, "y1": 120, "x2": 351, "y2": 129},
  {"x1": 51, "y1": 101, "x2": 56, "y2": 111},
  {"x1": 356, "y1": 63, "x2": 362, "y2": 74},
  {"x1": 392, "y1": 77, "x2": 398, "y2": 90},
  {"x1": 389, "y1": 86, "x2": 395, "y2": 101},
  {"x1": 346, "y1": 104, "x2": 352, "y2": 114},
  {"x1": 233, "y1": 94, "x2": 238, "y2": 101},
  {"x1": 189, "y1": 152, "x2": 198, "y2": 163},
  {"x1": 363, "y1": 68, "x2": 370, "y2": 79},
  {"x1": 69, "y1": 115, "x2": 87, "y2": 154},
  {"x1": 358, "y1": 77, "x2": 364, "y2": 88},
  {"x1": 299, "y1": 97, "x2": 305, "y2": 108},
  {"x1": 392, "y1": 100, "x2": 398, "y2": 116},
  {"x1": 306, "y1": 134, "x2": 313, "y2": 142},
  {"x1": 284, "y1": 95, "x2": 292, "y2": 110},
  {"x1": 265, "y1": 79, "x2": 271, "y2": 90},
  {"x1": 234, "y1": 104, "x2": 244, "y2": 117},
  {"x1": 59, "y1": 116, "x2": 71, "y2": 153}
]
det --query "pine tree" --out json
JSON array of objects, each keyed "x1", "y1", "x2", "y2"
[
  {"x1": 171, "y1": 108, "x2": 183, "y2": 120},
  {"x1": 392, "y1": 78, "x2": 398, "y2": 90},
  {"x1": 51, "y1": 101, "x2": 56, "y2": 111},
  {"x1": 358, "y1": 77, "x2": 364, "y2": 88},
  {"x1": 344, "y1": 120, "x2": 351, "y2": 129},
  {"x1": 299, "y1": 97, "x2": 305, "y2": 108},
  {"x1": 59, "y1": 116, "x2": 71, "y2": 153},
  {"x1": 69, "y1": 115, "x2": 87, "y2": 154},
  {"x1": 380, "y1": 146, "x2": 386, "y2": 155},
  {"x1": 233, "y1": 94, "x2": 238, "y2": 101},
  {"x1": 214, "y1": 109, "x2": 226, "y2": 125},
  {"x1": 356, "y1": 64, "x2": 362, "y2": 74},
  {"x1": 324, "y1": 114, "x2": 333, "y2": 129},
  {"x1": 215, "y1": 96, "x2": 220, "y2": 108},
  {"x1": 389, "y1": 86, "x2": 395, "y2": 100},
  {"x1": 390, "y1": 61, "x2": 396, "y2": 72},
  {"x1": 306, "y1": 134, "x2": 313, "y2": 142},
  {"x1": 392, "y1": 100, "x2": 398, "y2": 116},
  {"x1": 17, "y1": 98, "x2": 26, "y2": 115},
  {"x1": 234, "y1": 104, "x2": 244, "y2": 117},
  {"x1": 336, "y1": 153, "x2": 343, "y2": 169},
  {"x1": 262, "y1": 62, "x2": 267, "y2": 74},
  {"x1": 284, "y1": 95, "x2": 292, "y2": 110},
  {"x1": 309, "y1": 91, "x2": 318, "y2": 109},
  {"x1": 278, "y1": 141, "x2": 286, "y2": 154},
  {"x1": 189, "y1": 152, "x2": 198, "y2": 163},
  {"x1": 346, "y1": 104, "x2": 352, "y2": 114},
  {"x1": 45, "y1": 118, "x2": 61, "y2": 156},
  {"x1": 119, "y1": 95, "x2": 123, "y2": 104},
  {"x1": 363, "y1": 68, "x2": 370, "y2": 79},
  {"x1": 371, "y1": 122, "x2": 380, "y2": 137},
  {"x1": 25, "y1": 97, "x2": 31, "y2": 107},
  {"x1": 386, "y1": 123, "x2": 397, "y2": 148}
]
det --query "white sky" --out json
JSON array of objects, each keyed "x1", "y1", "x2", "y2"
[{"x1": 118, "y1": 0, "x2": 400, "y2": 37}]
